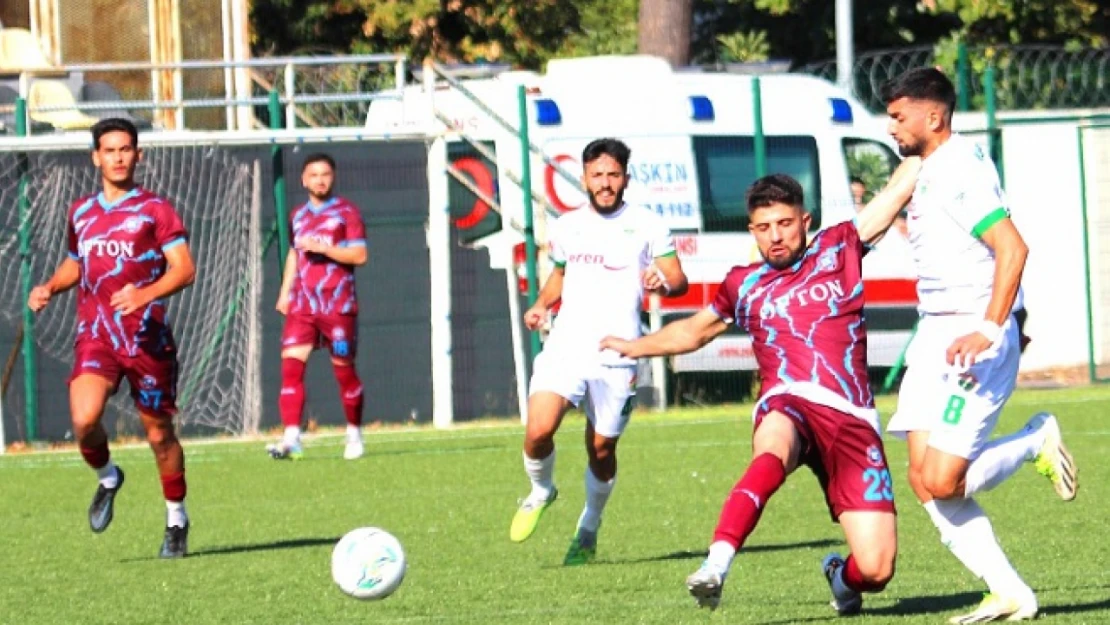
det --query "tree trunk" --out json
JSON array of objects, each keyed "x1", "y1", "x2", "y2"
[{"x1": 637, "y1": 0, "x2": 693, "y2": 68}]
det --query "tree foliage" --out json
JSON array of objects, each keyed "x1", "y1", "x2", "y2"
[{"x1": 250, "y1": 0, "x2": 1110, "y2": 70}]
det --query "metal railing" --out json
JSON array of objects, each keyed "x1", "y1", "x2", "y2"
[{"x1": 4, "y1": 54, "x2": 406, "y2": 132}]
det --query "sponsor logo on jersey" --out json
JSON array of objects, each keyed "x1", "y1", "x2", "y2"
[
  {"x1": 78, "y1": 239, "x2": 136, "y2": 258},
  {"x1": 757, "y1": 279, "x2": 845, "y2": 320}
]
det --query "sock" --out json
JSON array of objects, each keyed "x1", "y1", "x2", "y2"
[
  {"x1": 166, "y1": 500, "x2": 189, "y2": 528},
  {"x1": 346, "y1": 423, "x2": 361, "y2": 443},
  {"x1": 711, "y1": 453, "x2": 787, "y2": 550},
  {"x1": 96, "y1": 462, "x2": 119, "y2": 489},
  {"x1": 79, "y1": 442, "x2": 117, "y2": 487},
  {"x1": 283, "y1": 426, "x2": 301, "y2": 447},
  {"x1": 333, "y1": 362, "x2": 364, "y2": 427},
  {"x1": 523, "y1": 449, "x2": 555, "y2": 500},
  {"x1": 279, "y1": 358, "x2": 306, "y2": 429},
  {"x1": 705, "y1": 540, "x2": 737, "y2": 572},
  {"x1": 840, "y1": 554, "x2": 888, "y2": 593},
  {"x1": 576, "y1": 467, "x2": 614, "y2": 533},
  {"x1": 925, "y1": 498, "x2": 1030, "y2": 597},
  {"x1": 963, "y1": 426, "x2": 1042, "y2": 497},
  {"x1": 160, "y1": 471, "x2": 187, "y2": 502}
]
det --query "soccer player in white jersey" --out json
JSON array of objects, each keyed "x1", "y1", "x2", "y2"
[
  {"x1": 882, "y1": 68, "x2": 1078, "y2": 623},
  {"x1": 509, "y1": 138, "x2": 689, "y2": 565}
]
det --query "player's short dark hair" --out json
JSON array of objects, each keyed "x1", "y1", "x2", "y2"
[
  {"x1": 849, "y1": 176, "x2": 864, "y2": 186},
  {"x1": 91, "y1": 118, "x2": 139, "y2": 150},
  {"x1": 581, "y1": 138, "x2": 631, "y2": 172},
  {"x1": 881, "y1": 67, "x2": 956, "y2": 117},
  {"x1": 747, "y1": 174, "x2": 804, "y2": 213},
  {"x1": 302, "y1": 153, "x2": 336, "y2": 172}
]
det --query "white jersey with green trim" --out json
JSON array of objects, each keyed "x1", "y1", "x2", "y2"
[
  {"x1": 546, "y1": 203, "x2": 675, "y2": 365},
  {"x1": 905, "y1": 133, "x2": 1024, "y2": 315}
]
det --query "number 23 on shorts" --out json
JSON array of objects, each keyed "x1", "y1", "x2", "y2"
[{"x1": 862, "y1": 468, "x2": 894, "y2": 502}]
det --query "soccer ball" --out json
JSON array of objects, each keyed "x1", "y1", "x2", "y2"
[{"x1": 331, "y1": 527, "x2": 407, "y2": 600}]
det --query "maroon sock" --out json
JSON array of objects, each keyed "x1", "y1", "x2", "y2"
[
  {"x1": 79, "y1": 442, "x2": 110, "y2": 470},
  {"x1": 160, "y1": 471, "x2": 187, "y2": 502},
  {"x1": 842, "y1": 554, "x2": 888, "y2": 592},
  {"x1": 279, "y1": 358, "x2": 306, "y2": 428},
  {"x1": 332, "y1": 362, "x2": 364, "y2": 427},
  {"x1": 711, "y1": 453, "x2": 787, "y2": 548}
]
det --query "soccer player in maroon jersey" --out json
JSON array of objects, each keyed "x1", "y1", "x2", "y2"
[
  {"x1": 27, "y1": 118, "x2": 196, "y2": 558},
  {"x1": 267, "y1": 153, "x2": 368, "y2": 461},
  {"x1": 601, "y1": 160, "x2": 920, "y2": 613}
]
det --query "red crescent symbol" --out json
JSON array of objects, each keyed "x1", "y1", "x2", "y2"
[
  {"x1": 544, "y1": 154, "x2": 582, "y2": 213},
  {"x1": 452, "y1": 157, "x2": 494, "y2": 229}
]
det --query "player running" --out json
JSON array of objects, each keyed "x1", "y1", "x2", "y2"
[
  {"x1": 28, "y1": 118, "x2": 196, "y2": 558},
  {"x1": 882, "y1": 67, "x2": 1077, "y2": 624},
  {"x1": 509, "y1": 138, "x2": 688, "y2": 565},
  {"x1": 268, "y1": 153, "x2": 369, "y2": 461},
  {"x1": 602, "y1": 165, "x2": 919, "y2": 613}
]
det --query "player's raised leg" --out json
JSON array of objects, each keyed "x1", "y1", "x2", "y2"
[
  {"x1": 511, "y1": 390, "x2": 571, "y2": 543},
  {"x1": 72, "y1": 372, "x2": 125, "y2": 534},
  {"x1": 687, "y1": 410, "x2": 800, "y2": 610},
  {"x1": 268, "y1": 342, "x2": 312, "y2": 460},
  {"x1": 824, "y1": 512, "x2": 896, "y2": 616}
]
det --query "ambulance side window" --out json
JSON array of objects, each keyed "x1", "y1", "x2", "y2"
[
  {"x1": 843, "y1": 139, "x2": 901, "y2": 204},
  {"x1": 693, "y1": 135, "x2": 821, "y2": 233}
]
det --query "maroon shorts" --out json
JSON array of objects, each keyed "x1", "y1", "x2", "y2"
[
  {"x1": 69, "y1": 340, "x2": 179, "y2": 417},
  {"x1": 281, "y1": 313, "x2": 358, "y2": 359},
  {"x1": 755, "y1": 394, "x2": 896, "y2": 521}
]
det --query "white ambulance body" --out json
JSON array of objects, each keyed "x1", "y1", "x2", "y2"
[{"x1": 366, "y1": 55, "x2": 918, "y2": 372}]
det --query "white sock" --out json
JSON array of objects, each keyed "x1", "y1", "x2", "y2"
[
  {"x1": 926, "y1": 498, "x2": 1030, "y2": 597},
  {"x1": 964, "y1": 426, "x2": 1041, "y2": 496},
  {"x1": 166, "y1": 500, "x2": 188, "y2": 528},
  {"x1": 576, "y1": 468, "x2": 615, "y2": 533},
  {"x1": 283, "y1": 426, "x2": 301, "y2": 446},
  {"x1": 523, "y1": 449, "x2": 555, "y2": 500},
  {"x1": 97, "y1": 463, "x2": 119, "y2": 489},
  {"x1": 705, "y1": 540, "x2": 736, "y2": 573},
  {"x1": 346, "y1": 424, "x2": 361, "y2": 443}
]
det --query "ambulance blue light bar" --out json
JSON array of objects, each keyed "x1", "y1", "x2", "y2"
[
  {"x1": 830, "y1": 97, "x2": 853, "y2": 123},
  {"x1": 534, "y1": 99, "x2": 562, "y2": 125},
  {"x1": 690, "y1": 95, "x2": 715, "y2": 121}
]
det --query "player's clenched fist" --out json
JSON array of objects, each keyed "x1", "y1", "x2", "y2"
[
  {"x1": 523, "y1": 305, "x2": 547, "y2": 331},
  {"x1": 27, "y1": 284, "x2": 53, "y2": 312},
  {"x1": 599, "y1": 335, "x2": 636, "y2": 358},
  {"x1": 110, "y1": 283, "x2": 150, "y2": 316}
]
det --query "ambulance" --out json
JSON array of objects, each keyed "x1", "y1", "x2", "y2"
[{"x1": 366, "y1": 55, "x2": 918, "y2": 385}]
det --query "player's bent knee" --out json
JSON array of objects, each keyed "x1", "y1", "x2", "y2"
[{"x1": 922, "y1": 473, "x2": 963, "y2": 500}]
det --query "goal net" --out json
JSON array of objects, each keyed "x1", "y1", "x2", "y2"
[{"x1": 0, "y1": 138, "x2": 264, "y2": 437}]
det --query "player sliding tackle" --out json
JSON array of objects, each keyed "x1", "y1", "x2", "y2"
[
  {"x1": 510, "y1": 138, "x2": 688, "y2": 566},
  {"x1": 601, "y1": 164, "x2": 918, "y2": 614}
]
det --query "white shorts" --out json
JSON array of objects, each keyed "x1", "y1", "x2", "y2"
[
  {"x1": 528, "y1": 347, "x2": 637, "y2": 439},
  {"x1": 887, "y1": 313, "x2": 1020, "y2": 459}
]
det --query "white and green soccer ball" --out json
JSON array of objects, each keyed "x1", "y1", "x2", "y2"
[{"x1": 331, "y1": 527, "x2": 407, "y2": 600}]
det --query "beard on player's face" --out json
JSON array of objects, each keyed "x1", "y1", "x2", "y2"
[
  {"x1": 897, "y1": 135, "x2": 926, "y2": 157},
  {"x1": 761, "y1": 239, "x2": 806, "y2": 269},
  {"x1": 588, "y1": 186, "x2": 625, "y2": 214}
]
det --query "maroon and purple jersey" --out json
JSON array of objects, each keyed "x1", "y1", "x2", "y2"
[
  {"x1": 287, "y1": 197, "x2": 366, "y2": 316},
  {"x1": 710, "y1": 221, "x2": 874, "y2": 411},
  {"x1": 67, "y1": 187, "x2": 187, "y2": 358}
]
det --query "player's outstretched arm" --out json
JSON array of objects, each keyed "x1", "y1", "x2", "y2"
[
  {"x1": 28, "y1": 258, "x2": 81, "y2": 312},
  {"x1": 855, "y1": 156, "x2": 922, "y2": 245},
  {"x1": 600, "y1": 309, "x2": 728, "y2": 359}
]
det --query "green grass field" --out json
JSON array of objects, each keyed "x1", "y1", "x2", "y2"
[{"x1": 1, "y1": 385, "x2": 1108, "y2": 624}]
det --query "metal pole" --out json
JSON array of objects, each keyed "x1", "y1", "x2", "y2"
[
  {"x1": 956, "y1": 41, "x2": 970, "y2": 112},
  {"x1": 16, "y1": 98, "x2": 37, "y2": 441},
  {"x1": 835, "y1": 0, "x2": 854, "y2": 91},
  {"x1": 984, "y1": 63, "x2": 1004, "y2": 185},
  {"x1": 752, "y1": 77, "x2": 767, "y2": 178},
  {"x1": 1076, "y1": 126, "x2": 1100, "y2": 383},
  {"x1": 269, "y1": 90, "x2": 291, "y2": 267},
  {"x1": 518, "y1": 85, "x2": 541, "y2": 358},
  {"x1": 427, "y1": 138, "x2": 455, "y2": 428}
]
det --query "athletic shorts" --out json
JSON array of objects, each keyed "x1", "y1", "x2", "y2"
[
  {"x1": 756, "y1": 394, "x2": 896, "y2": 521},
  {"x1": 281, "y1": 313, "x2": 358, "y2": 359},
  {"x1": 528, "y1": 347, "x2": 637, "y2": 439},
  {"x1": 887, "y1": 313, "x2": 1020, "y2": 459},
  {"x1": 69, "y1": 339, "x2": 179, "y2": 417}
]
